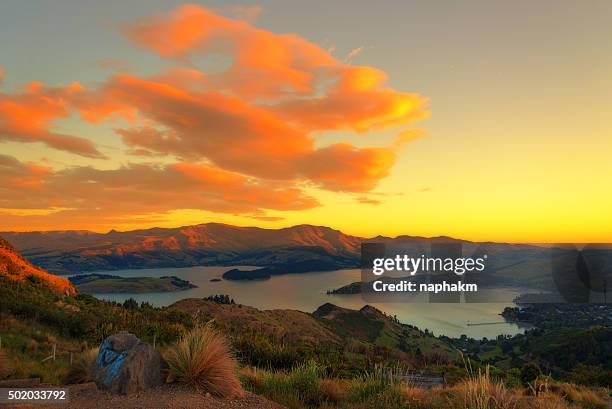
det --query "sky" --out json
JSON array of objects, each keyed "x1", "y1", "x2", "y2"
[{"x1": 0, "y1": 0, "x2": 611, "y2": 242}]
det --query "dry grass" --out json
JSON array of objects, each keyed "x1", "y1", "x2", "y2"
[
  {"x1": 318, "y1": 378, "x2": 348, "y2": 403},
  {"x1": 546, "y1": 382, "x2": 607, "y2": 409},
  {"x1": 241, "y1": 361, "x2": 611, "y2": 409},
  {"x1": 240, "y1": 366, "x2": 264, "y2": 389},
  {"x1": 0, "y1": 349, "x2": 14, "y2": 379},
  {"x1": 165, "y1": 324, "x2": 243, "y2": 398},
  {"x1": 65, "y1": 347, "x2": 99, "y2": 384},
  {"x1": 401, "y1": 385, "x2": 429, "y2": 405},
  {"x1": 524, "y1": 392, "x2": 574, "y2": 409},
  {"x1": 451, "y1": 366, "x2": 519, "y2": 409}
]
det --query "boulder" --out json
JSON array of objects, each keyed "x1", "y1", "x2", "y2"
[{"x1": 93, "y1": 331, "x2": 165, "y2": 395}]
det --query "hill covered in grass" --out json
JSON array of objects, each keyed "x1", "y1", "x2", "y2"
[
  {"x1": 170, "y1": 298, "x2": 459, "y2": 376},
  {"x1": 0, "y1": 236, "x2": 76, "y2": 296}
]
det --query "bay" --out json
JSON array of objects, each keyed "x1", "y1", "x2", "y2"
[{"x1": 86, "y1": 266, "x2": 528, "y2": 339}]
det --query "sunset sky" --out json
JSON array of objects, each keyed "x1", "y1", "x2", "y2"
[{"x1": 1, "y1": 1, "x2": 611, "y2": 242}]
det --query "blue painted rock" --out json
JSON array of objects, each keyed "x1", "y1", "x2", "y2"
[{"x1": 93, "y1": 331, "x2": 165, "y2": 395}]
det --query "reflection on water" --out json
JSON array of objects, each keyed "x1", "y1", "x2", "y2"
[{"x1": 87, "y1": 266, "x2": 528, "y2": 339}]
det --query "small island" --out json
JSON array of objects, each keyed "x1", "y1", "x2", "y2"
[
  {"x1": 69, "y1": 273, "x2": 197, "y2": 294},
  {"x1": 327, "y1": 281, "x2": 362, "y2": 294},
  {"x1": 222, "y1": 259, "x2": 344, "y2": 281}
]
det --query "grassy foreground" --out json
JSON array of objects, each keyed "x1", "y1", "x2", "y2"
[
  {"x1": 239, "y1": 362, "x2": 610, "y2": 409},
  {"x1": 155, "y1": 325, "x2": 610, "y2": 409}
]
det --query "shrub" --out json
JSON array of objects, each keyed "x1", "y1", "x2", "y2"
[
  {"x1": 65, "y1": 347, "x2": 99, "y2": 384},
  {"x1": 165, "y1": 323, "x2": 243, "y2": 398},
  {"x1": 521, "y1": 363, "x2": 541, "y2": 387}
]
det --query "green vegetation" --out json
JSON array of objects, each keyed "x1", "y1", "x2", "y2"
[
  {"x1": 0, "y1": 313, "x2": 78, "y2": 384},
  {"x1": 502, "y1": 304, "x2": 611, "y2": 329},
  {"x1": 450, "y1": 326, "x2": 612, "y2": 388},
  {"x1": 240, "y1": 361, "x2": 610, "y2": 409},
  {"x1": 171, "y1": 299, "x2": 459, "y2": 379},
  {"x1": 69, "y1": 273, "x2": 196, "y2": 293},
  {"x1": 0, "y1": 274, "x2": 195, "y2": 384},
  {"x1": 203, "y1": 294, "x2": 235, "y2": 304},
  {"x1": 1, "y1": 270, "x2": 610, "y2": 409}
]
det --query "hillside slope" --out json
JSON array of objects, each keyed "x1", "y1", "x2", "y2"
[
  {"x1": 170, "y1": 298, "x2": 458, "y2": 368},
  {"x1": 0, "y1": 236, "x2": 76, "y2": 296},
  {"x1": 313, "y1": 303, "x2": 457, "y2": 357},
  {"x1": 170, "y1": 298, "x2": 341, "y2": 347}
]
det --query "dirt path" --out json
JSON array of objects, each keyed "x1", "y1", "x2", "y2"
[{"x1": 7, "y1": 385, "x2": 286, "y2": 409}]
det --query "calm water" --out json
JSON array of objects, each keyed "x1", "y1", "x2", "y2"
[{"x1": 87, "y1": 266, "x2": 528, "y2": 339}]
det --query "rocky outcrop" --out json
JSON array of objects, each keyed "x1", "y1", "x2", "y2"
[{"x1": 93, "y1": 332, "x2": 165, "y2": 395}]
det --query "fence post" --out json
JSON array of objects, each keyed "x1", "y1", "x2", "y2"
[
  {"x1": 70, "y1": 352, "x2": 73, "y2": 365},
  {"x1": 52, "y1": 344, "x2": 56, "y2": 361},
  {"x1": 153, "y1": 334, "x2": 156, "y2": 349}
]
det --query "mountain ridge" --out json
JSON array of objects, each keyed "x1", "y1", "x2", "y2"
[{"x1": 0, "y1": 223, "x2": 562, "y2": 277}]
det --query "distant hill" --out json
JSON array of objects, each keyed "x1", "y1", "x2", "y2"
[
  {"x1": 1, "y1": 223, "x2": 595, "y2": 292},
  {"x1": 0, "y1": 236, "x2": 76, "y2": 296},
  {"x1": 1, "y1": 223, "x2": 361, "y2": 274}
]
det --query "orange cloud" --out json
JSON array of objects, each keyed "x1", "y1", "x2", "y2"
[
  {"x1": 0, "y1": 79, "x2": 104, "y2": 158},
  {"x1": 276, "y1": 66, "x2": 428, "y2": 132},
  {"x1": 301, "y1": 144, "x2": 395, "y2": 192},
  {"x1": 0, "y1": 155, "x2": 318, "y2": 226},
  {"x1": 0, "y1": 155, "x2": 51, "y2": 193},
  {"x1": 124, "y1": 5, "x2": 427, "y2": 129},
  {"x1": 125, "y1": 4, "x2": 335, "y2": 98},
  {"x1": 84, "y1": 72, "x2": 396, "y2": 191},
  {"x1": 1, "y1": 4, "x2": 429, "y2": 229},
  {"x1": 116, "y1": 6, "x2": 426, "y2": 190},
  {"x1": 103, "y1": 73, "x2": 311, "y2": 177}
]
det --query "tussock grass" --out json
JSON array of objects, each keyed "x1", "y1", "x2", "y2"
[
  {"x1": 165, "y1": 323, "x2": 243, "y2": 398},
  {"x1": 545, "y1": 382, "x2": 607, "y2": 409},
  {"x1": 451, "y1": 366, "x2": 519, "y2": 409},
  {"x1": 65, "y1": 347, "x2": 99, "y2": 384}
]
